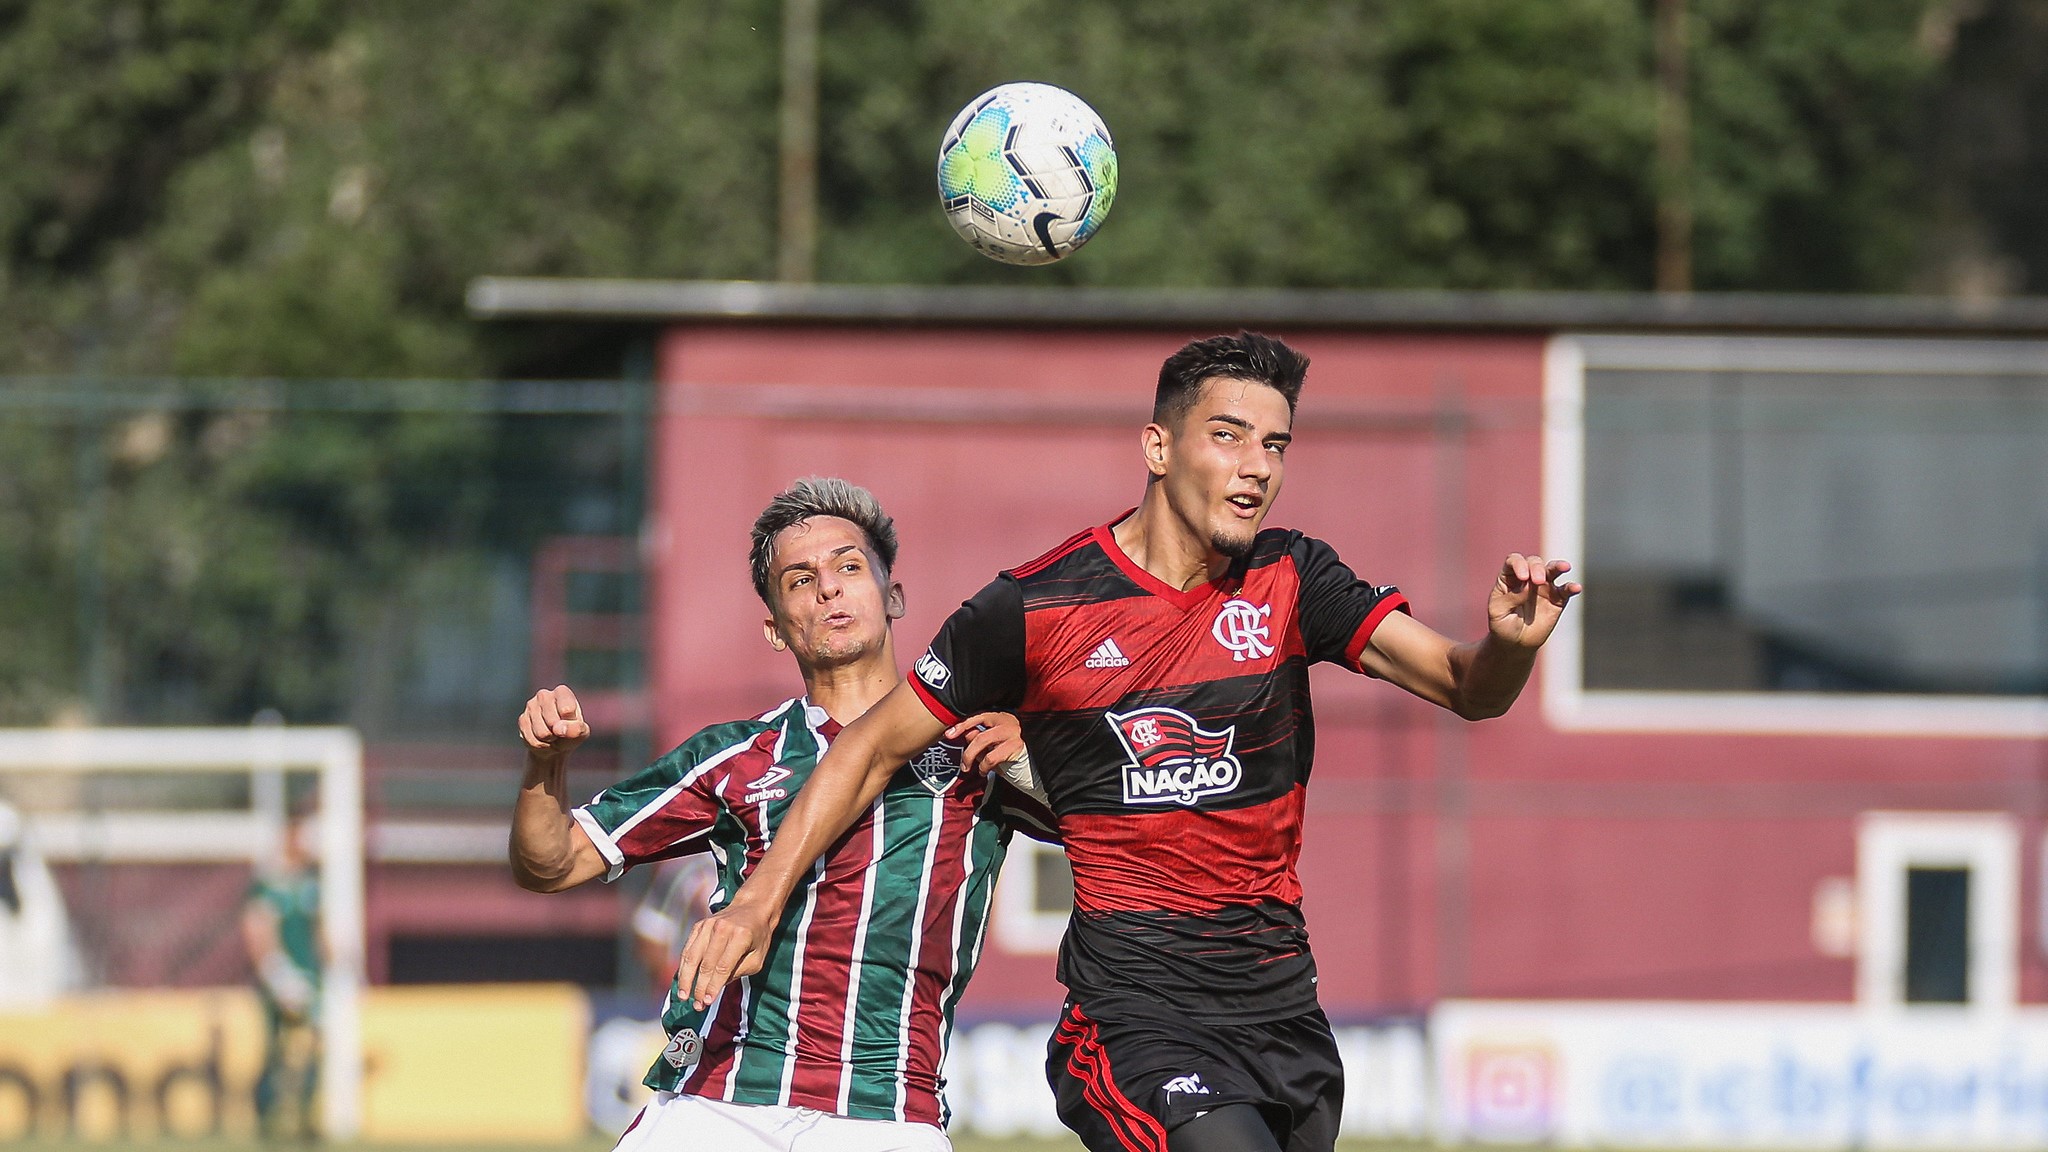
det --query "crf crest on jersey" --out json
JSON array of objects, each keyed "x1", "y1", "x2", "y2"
[
  {"x1": 1211, "y1": 597, "x2": 1274, "y2": 661},
  {"x1": 1107, "y1": 706, "x2": 1243, "y2": 806}
]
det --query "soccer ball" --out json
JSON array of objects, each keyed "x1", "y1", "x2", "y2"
[{"x1": 936, "y1": 82, "x2": 1117, "y2": 266}]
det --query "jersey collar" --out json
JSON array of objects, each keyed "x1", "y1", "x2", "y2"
[
  {"x1": 797, "y1": 696, "x2": 843, "y2": 740},
  {"x1": 1093, "y1": 509, "x2": 1240, "y2": 612}
]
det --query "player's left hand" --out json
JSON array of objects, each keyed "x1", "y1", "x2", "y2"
[
  {"x1": 1487, "y1": 553, "x2": 1582, "y2": 649},
  {"x1": 946, "y1": 712, "x2": 1026, "y2": 775}
]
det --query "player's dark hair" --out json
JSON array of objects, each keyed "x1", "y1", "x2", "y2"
[
  {"x1": 1154, "y1": 331, "x2": 1308, "y2": 427},
  {"x1": 748, "y1": 477, "x2": 899, "y2": 607}
]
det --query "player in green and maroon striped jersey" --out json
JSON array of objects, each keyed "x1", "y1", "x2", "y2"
[{"x1": 510, "y1": 478, "x2": 1052, "y2": 1150}]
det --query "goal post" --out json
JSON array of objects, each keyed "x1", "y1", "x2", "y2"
[{"x1": 0, "y1": 725, "x2": 365, "y2": 1140}]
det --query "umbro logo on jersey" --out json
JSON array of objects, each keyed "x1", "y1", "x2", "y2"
[
  {"x1": 1212, "y1": 598, "x2": 1274, "y2": 662},
  {"x1": 1107, "y1": 706, "x2": 1243, "y2": 807},
  {"x1": 743, "y1": 765, "x2": 792, "y2": 804},
  {"x1": 914, "y1": 650, "x2": 952, "y2": 690},
  {"x1": 1084, "y1": 638, "x2": 1131, "y2": 669},
  {"x1": 661, "y1": 1027, "x2": 703, "y2": 1069},
  {"x1": 1162, "y1": 1073, "x2": 1212, "y2": 1097}
]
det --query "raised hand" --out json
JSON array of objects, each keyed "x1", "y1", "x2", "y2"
[
  {"x1": 1486, "y1": 553, "x2": 1582, "y2": 649},
  {"x1": 519, "y1": 684, "x2": 590, "y2": 760}
]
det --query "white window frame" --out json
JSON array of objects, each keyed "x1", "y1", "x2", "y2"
[
  {"x1": 992, "y1": 837, "x2": 1070, "y2": 954},
  {"x1": 2040, "y1": 829, "x2": 2048, "y2": 962},
  {"x1": 1541, "y1": 333, "x2": 2048, "y2": 737},
  {"x1": 1855, "y1": 811, "x2": 2018, "y2": 1016}
]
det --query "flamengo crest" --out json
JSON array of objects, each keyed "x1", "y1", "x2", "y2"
[
  {"x1": 1107, "y1": 706, "x2": 1243, "y2": 806},
  {"x1": 1211, "y1": 598, "x2": 1273, "y2": 662}
]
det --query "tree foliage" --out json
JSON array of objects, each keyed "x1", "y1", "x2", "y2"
[
  {"x1": 0, "y1": 0, "x2": 1997, "y2": 380},
  {"x1": 0, "y1": 0, "x2": 2033, "y2": 726}
]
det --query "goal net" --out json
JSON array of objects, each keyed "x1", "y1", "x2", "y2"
[{"x1": 0, "y1": 726, "x2": 363, "y2": 1141}]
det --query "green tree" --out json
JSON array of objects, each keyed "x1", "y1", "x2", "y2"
[
  {"x1": 0, "y1": 0, "x2": 2002, "y2": 726},
  {"x1": 0, "y1": 0, "x2": 1970, "y2": 380}
]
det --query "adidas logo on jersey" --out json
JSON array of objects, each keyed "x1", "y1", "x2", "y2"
[{"x1": 1084, "y1": 638, "x2": 1131, "y2": 669}]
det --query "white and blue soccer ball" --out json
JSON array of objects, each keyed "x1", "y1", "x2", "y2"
[{"x1": 936, "y1": 82, "x2": 1118, "y2": 266}]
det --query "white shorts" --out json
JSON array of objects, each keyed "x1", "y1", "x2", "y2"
[{"x1": 614, "y1": 1091, "x2": 951, "y2": 1152}]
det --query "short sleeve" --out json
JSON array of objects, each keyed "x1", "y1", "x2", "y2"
[
  {"x1": 571, "y1": 722, "x2": 759, "y2": 883},
  {"x1": 1293, "y1": 534, "x2": 1411, "y2": 674},
  {"x1": 908, "y1": 576, "x2": 1027, "y2": 727}
]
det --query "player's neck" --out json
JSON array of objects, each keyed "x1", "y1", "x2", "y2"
[
  {"x1": 797, "y1": 637, "x2": 902, "y2": 725},
  {"x1": 1116, "y1": 489, "x2": 1231, "y2": 592}
]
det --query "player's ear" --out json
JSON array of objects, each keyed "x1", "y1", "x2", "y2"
[
  {"x1": 1141, "y1": 421, "x2": 1170, "y2": 478},
  {"x1": 762, "y1": 615, "x2": 788, "y2": 652},
  {"x1": 885, "y1": 580, "x2": 906, "y2": 620}
]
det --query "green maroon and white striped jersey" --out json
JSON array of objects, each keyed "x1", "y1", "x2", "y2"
[{"x1": 572, "y1": 696, "x2": 1016, "y2": 1128}]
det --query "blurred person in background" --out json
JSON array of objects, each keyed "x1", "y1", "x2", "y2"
[
  {"x1": 243, "y1": 813, "x2": 322, "y2": 1142},
  {"x1": 0, "y1": 800, "x2": 84, "y2": 1008},
  {"x1": 631, "y1": 854, "x2": 719, "y2": 994},
  {"x1": 511, "y1": 477, "x2": 1047, "y2": 1152}
]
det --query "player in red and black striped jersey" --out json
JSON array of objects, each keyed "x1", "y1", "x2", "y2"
[
  {"x1": 906, "y1": 521, "x2": 1409, "y2": 1030},
  {"x1": 684, "y1": 333, "x2": 1581, "y2": 1152}
]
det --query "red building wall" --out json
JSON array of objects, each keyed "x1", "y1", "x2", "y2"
[{"x1": 647, "y1": 323, "x2": 2048, "y2": 1019}]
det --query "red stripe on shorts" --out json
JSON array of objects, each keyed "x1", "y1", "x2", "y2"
[{"x1": 1057, "y1": 1004, "x2": 1167, "y2": 1152}]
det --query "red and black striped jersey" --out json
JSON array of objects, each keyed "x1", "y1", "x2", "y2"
[{"x1": 908, "y1": 514, "x2": 1408, "y2": 1023}]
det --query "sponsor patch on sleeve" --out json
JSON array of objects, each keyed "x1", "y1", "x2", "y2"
[{"x1": 914, "y1": 650, "x2": 952, "y2": 690}]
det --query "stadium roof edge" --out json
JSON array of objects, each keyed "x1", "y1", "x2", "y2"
[{"x1": 466, "y1": 277, "x2": 2048, "y2": 336}]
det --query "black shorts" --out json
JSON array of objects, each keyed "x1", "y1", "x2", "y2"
[{"x1": 1045, "y1": 999, "x2": 1343, "y2": 1152}]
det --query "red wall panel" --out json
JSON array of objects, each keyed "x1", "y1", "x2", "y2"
[{"x1": 648, "y1": 323, "x2": 2048, "y2": 1018}]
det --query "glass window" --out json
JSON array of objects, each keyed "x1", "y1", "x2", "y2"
[
  {"x1": 1903, "y1": 866, "x2": 1971, "y2": 1004},
  {"x1": 1580, "y1": 343, "x2": 2048, "y2": 697}
]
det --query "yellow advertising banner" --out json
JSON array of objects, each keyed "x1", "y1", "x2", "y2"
[
  {"x1": 0, "y1": 989, "x2": 265, "y2": 1141},
  {"x1": 0, "y1": 985, "x2": 589, "y2": 1143},
  {"x1": 359, "y1": 984, "x2": 589, "y2": 1143}
]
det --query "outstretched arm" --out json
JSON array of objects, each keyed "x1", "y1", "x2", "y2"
[
  {"x1": 674, "y1": 680, "x2": 944, "y2": 1008},
  {"x1": 1361, "y1": 553, "x2": 1581, "y2": 720},
  {"x1": 510, "y1": 685, "x2": 608, "y2": 892}
]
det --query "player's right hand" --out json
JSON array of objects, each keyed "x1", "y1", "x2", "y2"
[
  {"x1": 946, "y1": 711, "x2": 1026, "y2": 775},
  {"x1": 519, "y1": 684, "x2": 590, "y2": 759},
  {"x1": 676, "y1": 902, "x2": 773, "y2": 1010}
]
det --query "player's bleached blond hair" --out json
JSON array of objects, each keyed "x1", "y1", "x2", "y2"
[{"x1": 748, "y1": 477, "x2": 900, "y2": 607}]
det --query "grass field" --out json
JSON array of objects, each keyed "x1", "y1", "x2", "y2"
[
  {"x1": 0, "y1": 1143, "x2": 1092, "y2": 1152},
  {"x1": 0, "y1": 1131, "x2": 1433, "y2": 1139}
]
